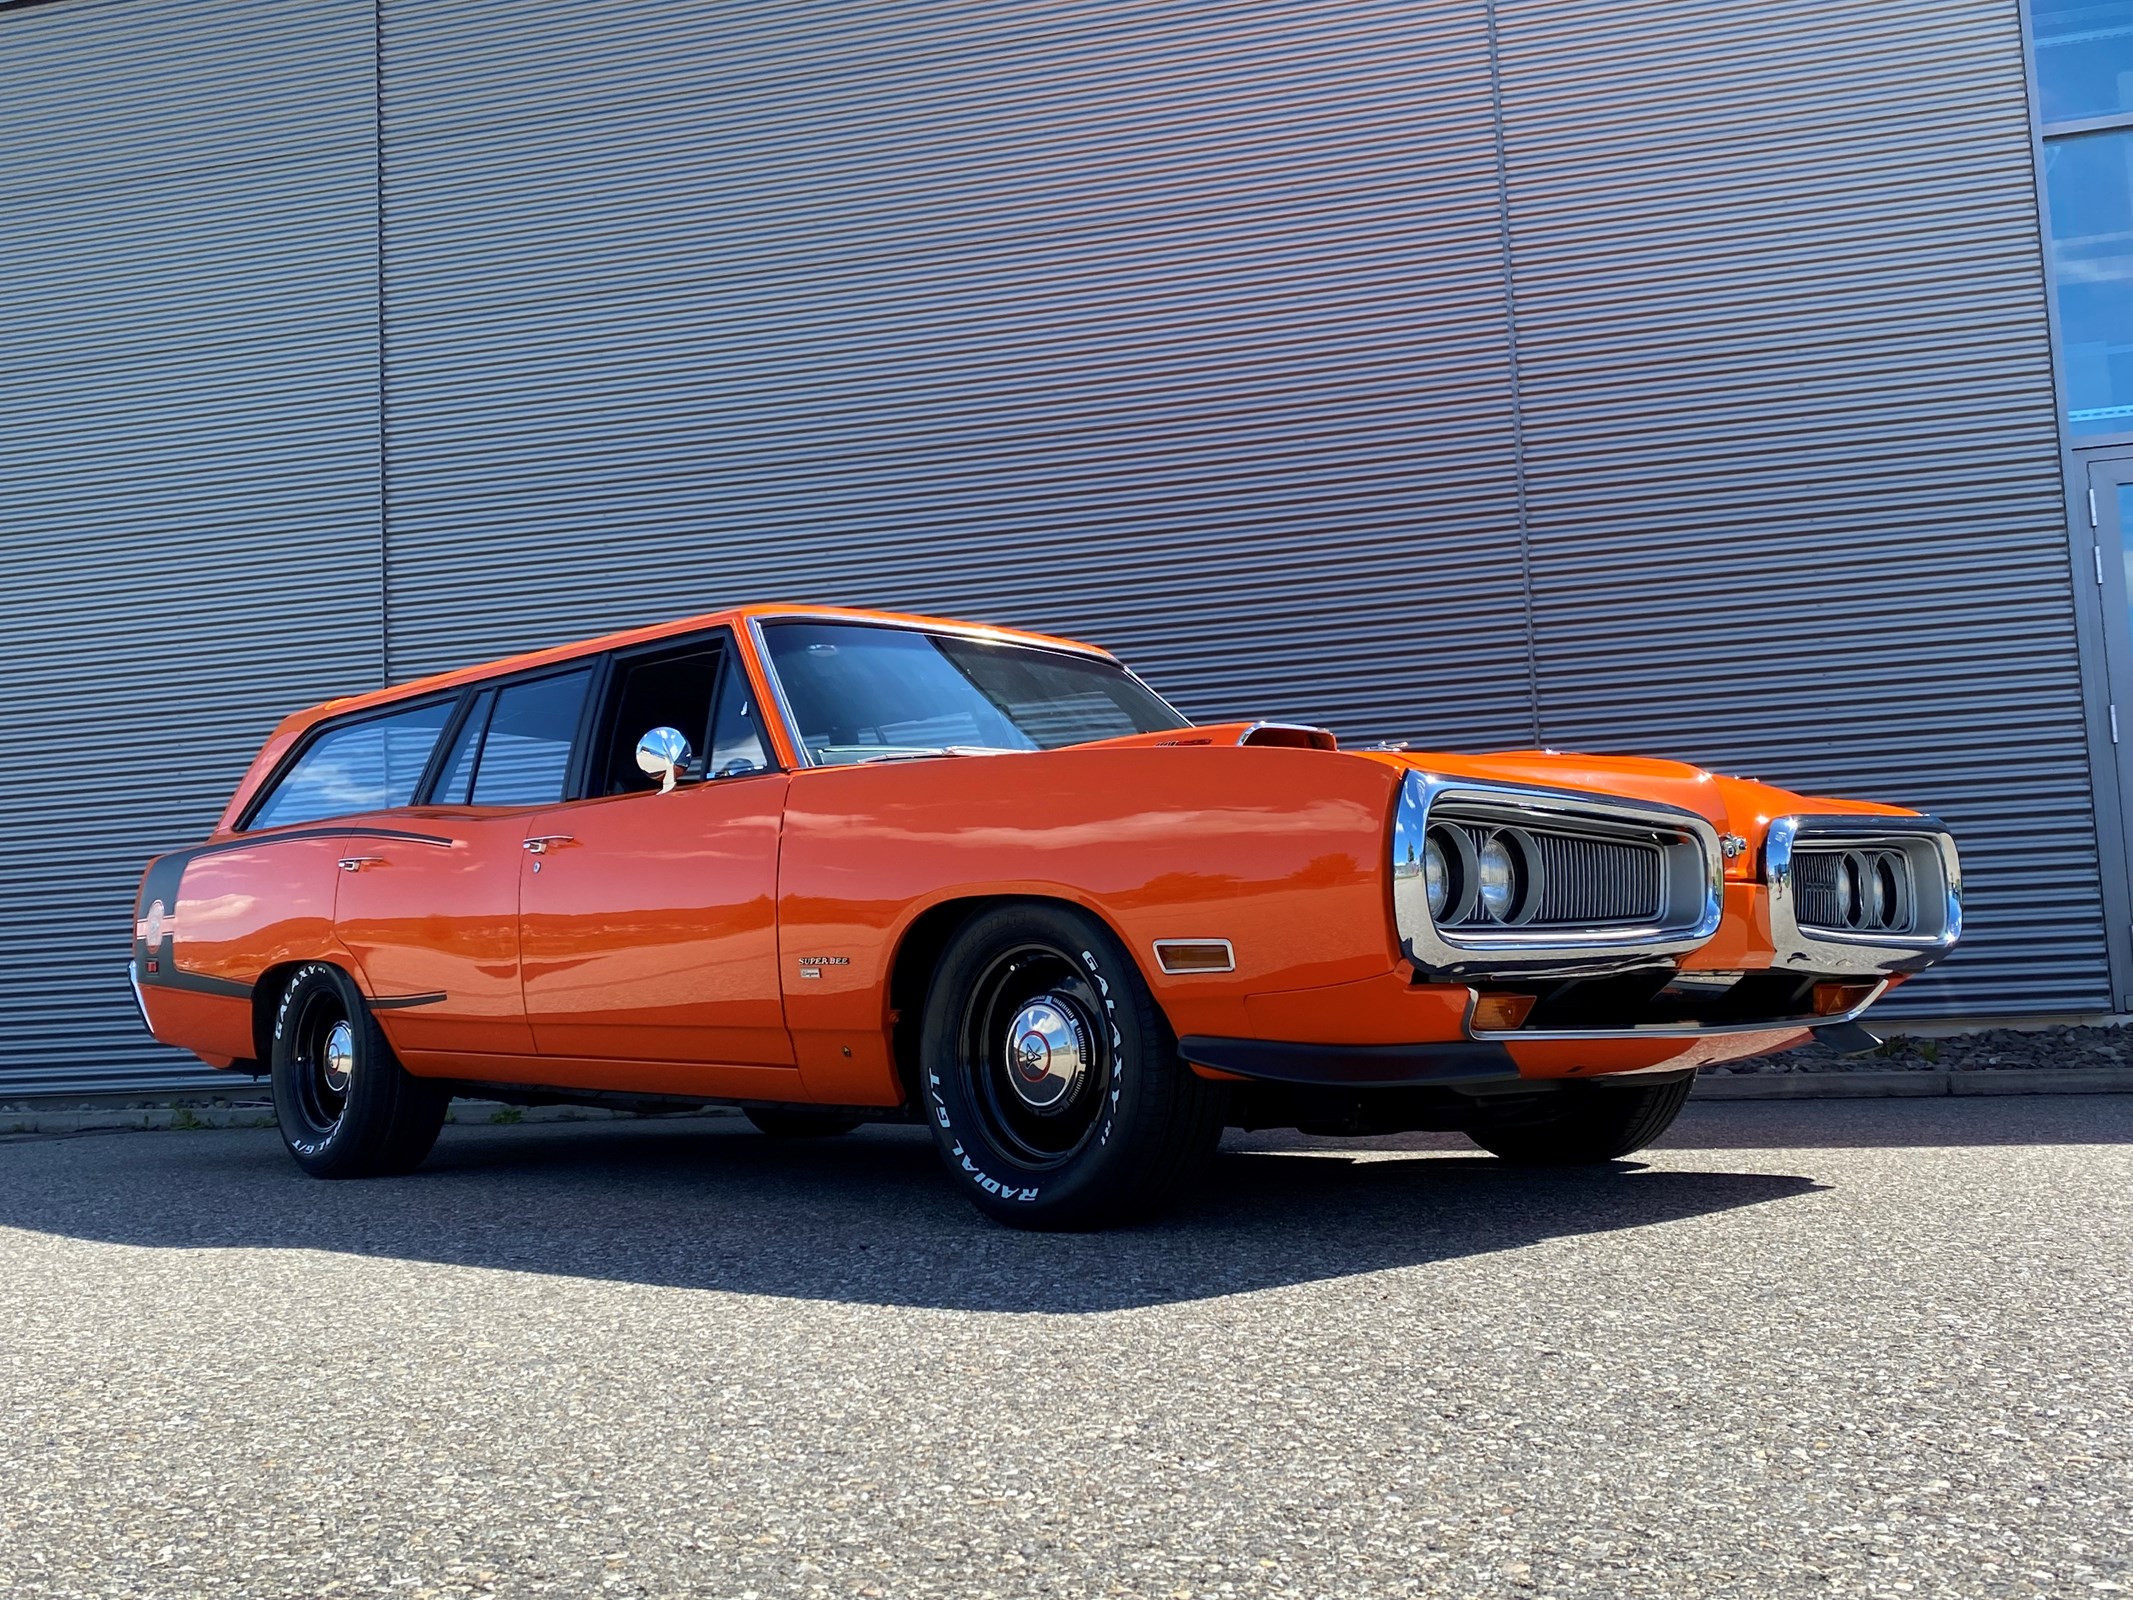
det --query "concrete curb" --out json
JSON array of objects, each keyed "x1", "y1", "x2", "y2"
[
  {"x1": 0, "y1": 1100, "x2": 743, "y2": 1136},
  {"x1": 1695, "y1": 1069, "x2": 2133, "y2": 1099}
]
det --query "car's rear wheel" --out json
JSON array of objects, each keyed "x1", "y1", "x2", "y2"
[
  {"x1": 1465, "y1": 1074, "x2": 1695, "y2": 1165},
  {"x1": 919, "y1": 902, "x2": 1226, "y2": 1230},
  {"x1": 270, "y1": 963, "x2": 448, "y2": 1178},
  {"x1": 744, "y1": 1108, "x2": 862, "y2": 1138}
]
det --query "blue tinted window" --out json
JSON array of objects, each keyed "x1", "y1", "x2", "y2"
[
  {"x1": 470, "y1": 670, "x2": 591, "y2": 805},
  {"x1": 2031, "y1": 1, "x2": 2133, "y2": 125},
  {"x1": 251, "y1": 701, "x2": 453, "y2": 829},
  {"x1": 2045, "y1": 130, "x2": 2133, "y2": 435},
  {"x1": 762, "y1": 622, "x2": 1186, "y2": 765}
]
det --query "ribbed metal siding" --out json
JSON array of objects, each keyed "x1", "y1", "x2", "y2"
[
  {"x1": 376, "y1": 0, "x2": 1534, "y2": 747},
  {"x1": 0, "y1": 0, "x2": 381, "y2": 1097},
  {"x1": 1495, "y1": 0, "x2": 2100, "y2": 1014}
]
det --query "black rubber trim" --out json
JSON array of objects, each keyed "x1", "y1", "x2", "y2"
[
  {"x1": 371, "y1": 992, "x2": 447, "y2": 1010},
  {"x1": 1178, "y1": 1035, "x2": 1520, "y2": 1089},
  {"x1": 137, "y1": 967, "x2": 253, "y2": 1000}
]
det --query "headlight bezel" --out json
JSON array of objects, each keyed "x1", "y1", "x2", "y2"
[
  {"x1": 1764, "y1": 815, "x2": 1961, "y2": 976},
  {"x1": 1391, "y1": 770, "x2": 1724, "y2": 978}
]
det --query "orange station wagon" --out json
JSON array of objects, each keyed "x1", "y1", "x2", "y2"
[{"x1": 131, "y1": 605, "x2": 1961, "y2": 1227}]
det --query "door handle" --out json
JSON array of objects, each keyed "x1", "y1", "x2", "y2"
[
  {"x1": 337, "y1": 856, "x2": 383, "y2": 872},
  {"x1": 522, "y1": 835, "x2": 575, "y2": 855}
]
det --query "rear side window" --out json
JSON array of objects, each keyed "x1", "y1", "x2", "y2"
[
  {"x1": 249, "y1": 701, "x2": 454, "y2": 829},
  {"x1": 469, "y1": 669, "x2": 593, "y2": 806}
]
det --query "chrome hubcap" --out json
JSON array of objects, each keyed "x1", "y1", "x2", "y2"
[
  {"x1": 322, "y1": 1020, "x2": 355, "y2": 1095},
  {"x1": 1002, "y1": 995, "x2": 1087, "y2": 1112}
]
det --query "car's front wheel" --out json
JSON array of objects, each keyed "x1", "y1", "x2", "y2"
[
  {"x1": 919, "y1": 902, "x2": 1226, "y2": 1230},
  {"x1": 270, "y1": 963, "x2": 448, "y2": 1178},
  {"x1": 1465, "y1": 1074, "x2": 1694, "y2": 1165}
]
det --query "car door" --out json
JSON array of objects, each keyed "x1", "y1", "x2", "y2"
[
  {"x1": 333, "y1": 673, "x2": 596, "y2": 1066},
  {"x1": 514, "y1": 633, "x2": 797, "y2": 1087}
]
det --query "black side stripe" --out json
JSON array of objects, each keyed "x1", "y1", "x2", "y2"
[
  {"x1": 137, "y1": 967, "x2": 447, "y2": 1013},
  {"x1": 134, "y1": 827, "x2": 459, "y2": 976},
  {"x1": 182, "y1": 825, "x2": 456, "y2": 863}
]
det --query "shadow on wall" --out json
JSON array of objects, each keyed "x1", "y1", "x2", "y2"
[{"x1": 0, "y1": 1119, "x2": 1825, "y2": 1313}]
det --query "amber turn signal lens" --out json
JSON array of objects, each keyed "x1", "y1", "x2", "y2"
[
  {"x1": 1470, "y1": 992, "x2": 1537, "y2": 1031},
  {"x1": 1811, "y1": 981, "x2": 1875, "y2": 1016},
  {"x1": 1152, "y1": 939, "x2": 1236, "y2": 975}
]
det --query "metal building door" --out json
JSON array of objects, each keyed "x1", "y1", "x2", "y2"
[{"x1": 2086, "y1": 452, "x2": 2133, "y2": 1007}]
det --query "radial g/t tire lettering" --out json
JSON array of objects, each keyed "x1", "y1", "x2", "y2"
[
  {"x1": 918, "y1": 902, "x2": 1226, "y2": 1230},
  {"x1": 270, "y1": 963, "x2": 449, "y2": 1179}
]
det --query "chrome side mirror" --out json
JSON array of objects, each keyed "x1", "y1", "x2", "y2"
[{"x1": 635, "y1": 726, "x2": 693, "y2": 794}]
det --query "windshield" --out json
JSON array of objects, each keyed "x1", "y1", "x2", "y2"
[{"x1": 759, "y1": 621, "x2": 1190, "y2": 766}]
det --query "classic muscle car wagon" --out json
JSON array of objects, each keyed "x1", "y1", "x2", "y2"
[{"x1": 131, "y1": 605, "x2": 1960, "y2": 1227}]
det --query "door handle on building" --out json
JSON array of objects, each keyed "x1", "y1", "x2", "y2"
[{"x1": 522, "y1": 835, "x2": 575, "y2": 855}]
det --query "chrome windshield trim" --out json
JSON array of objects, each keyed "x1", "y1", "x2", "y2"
[
  {"x1": 1393, "y1": 770, "x2": 1724, "y2": 977},
  {"x1": 746, "y1": 614, "x2": 1193, "y2": 770},
  {"x1": 1465, "y1": 979, "x2": 1890, "y2": 1040},
  {"x1": 1765, "y1": 814, "x2": 1962, "y2": 976}
]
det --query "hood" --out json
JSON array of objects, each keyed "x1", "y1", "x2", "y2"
[
  {"x1": 1074, "y1": 724, "x2": 1920, "y2": 878},
  {"x1": 1368, "y1": 747, "x2": 1919, "y2": 879}
]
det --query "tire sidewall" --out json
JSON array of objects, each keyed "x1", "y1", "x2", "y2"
[
  {"x1": 270, "y1": 963, "x2": 416, "y2": 1176},
  {"x1": 920, "y1": 904, "x2": 1166, "y2": 1223}
]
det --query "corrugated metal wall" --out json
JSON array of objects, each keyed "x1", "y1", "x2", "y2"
[
  {"x1": 0, "y1": 0, "x2": 2100, "y2": 1095},
  {"x1": 0, "y1": 0, "x2": 381, "y2": 1096},
  {"x1": 1495, "y1": 0, "x2": 2101, "y2": 1013},
  {"x1": 377, "y1": 0, "x2": 1538, "y2": 746}
]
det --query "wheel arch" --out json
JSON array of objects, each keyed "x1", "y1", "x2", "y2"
[
  {"x1": 882, "y1": 891, "x2": 1160, "y2": 1108},
  {"x1": 250, "y1": 957, "x2": 363, "y2": 1066}
]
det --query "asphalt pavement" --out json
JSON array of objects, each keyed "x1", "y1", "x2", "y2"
[{"x1": 1, "y1": 1095, "x2": 2127, "y2": 1598}]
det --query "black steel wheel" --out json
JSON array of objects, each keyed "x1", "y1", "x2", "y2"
[
  {"x1": 1465, "y1": 1073, "x2": 1695, "y2": 1165},
  {"x1": 270, "y1": 964, "x2": 448, "y2": 1179},
  {"x1": 919, "y1": 902, "x2": 1226, "y2": 1229}
]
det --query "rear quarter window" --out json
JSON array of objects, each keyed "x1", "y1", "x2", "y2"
[{"x1": 249, "y1": 700, "x2": 454, "y2": 830}]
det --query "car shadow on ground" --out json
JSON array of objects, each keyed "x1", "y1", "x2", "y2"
[
  {"x1": 0, "y1": 1118, "x2": 1824, "y2": 1312},
  {"x1": 1282, "y1": 1094, "x2": 2133, "y2": 1153}
]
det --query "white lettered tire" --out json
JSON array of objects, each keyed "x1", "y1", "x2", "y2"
[
  {"x1": 270, "y1": 963, "x2": 448, "y2": 1178},
  {"x1": 918, "y1": 902, "x2": 1226, "y2": 1229}
]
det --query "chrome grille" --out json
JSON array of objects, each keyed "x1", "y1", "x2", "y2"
[
  {"x1": 1532, "y1": 829, "x2": 1662, "y2": 925},
  {"x1": 1445, "y1": 824, "x2": 1662, "y2": 927},
  {"x1": 1792, "y1": 846, "x2": 1916, "y2": 935},
  {"x1": 1392, "y1": 771, "x2": 1723, "y2": 976}
]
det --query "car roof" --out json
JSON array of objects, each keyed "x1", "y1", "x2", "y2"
[{"x1": 275, "y1": 603, "x2": 1115, "y2": 736}]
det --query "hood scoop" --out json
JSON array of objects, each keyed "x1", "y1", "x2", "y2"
[{"x1": 1236, "y1": 721, "x2": 1339, "y2": 751}]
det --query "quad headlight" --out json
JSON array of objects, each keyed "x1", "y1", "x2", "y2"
[
  {"x1": 1420, "y1": 823, "x2": 1476, "y2": 924},
  {"x1": 1416, "y1": 822, "x2": 1541, "y2": 927},
  {"x1": 1476, "y1": 834, "x2": 1517, "y2": 920}
]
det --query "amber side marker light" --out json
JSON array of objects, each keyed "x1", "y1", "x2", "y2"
[
  {"x1": 1812, "y1": 981, "x2": 1876, "y2": 1016},
  {"x1": 1470, "y1": 992, "x2": 1537, "y2": 1031},
  {"x1": 1152, "y1": 939, "x2": 1236, "y2": 975}
]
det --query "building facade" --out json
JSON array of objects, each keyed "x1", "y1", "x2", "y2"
[{"x1": 4, "y1": 0, "x2": 2129, "y2": 1095}]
